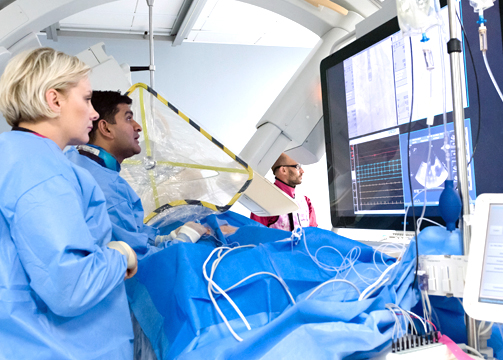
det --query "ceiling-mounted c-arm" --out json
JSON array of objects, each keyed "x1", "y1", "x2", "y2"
[{"x1": 0, "y1": 0, "x2": 118, "y2": 73}]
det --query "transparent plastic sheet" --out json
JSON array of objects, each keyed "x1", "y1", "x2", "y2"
[
  {"x1": 148, "y1": 205, "x2": 217, "y2": 231},
  {"x1": 121, "y1": 84, "x2": 253, "y2": 227}
]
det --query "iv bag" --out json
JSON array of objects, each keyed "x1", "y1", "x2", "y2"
[
  {"x1": 396, "y1": 0, "x2": 441, "y2": 36},
  {"x1": 469, "y1": 0, "x2": 494, "y2": 13}
]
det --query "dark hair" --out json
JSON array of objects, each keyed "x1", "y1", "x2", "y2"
[{"x1": 88, "y1": 90, "x2": 132, "y2": 143}]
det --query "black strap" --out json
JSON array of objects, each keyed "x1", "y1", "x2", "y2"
[
  {"x1": 12, "y1": 126, "x2": 36, "y2": 134},
  {"x1": 78, "y1": 148, "x2": 106, "y2": 168},
  {"x1": 288, "y1": 213, "x2": 295, "y2": 231}
]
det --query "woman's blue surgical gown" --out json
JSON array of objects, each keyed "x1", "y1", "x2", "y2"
[{"x1": 0, "y1": 131, "x2": 133, "y2": 359}]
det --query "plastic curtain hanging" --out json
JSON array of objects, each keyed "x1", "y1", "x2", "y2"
[{"x1": 121, "y1": 83, "x2": 253, "y2": 229}]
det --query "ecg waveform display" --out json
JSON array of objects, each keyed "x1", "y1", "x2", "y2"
[{"x1": 351, "y1": 134, "x2": 404, "y2": 212}]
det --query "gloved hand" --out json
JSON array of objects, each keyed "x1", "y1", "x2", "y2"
[
  {"x1": 177, "y1": 221, "x2": 208, "y2": 243},
  {"x1": 107, "y1": 241, "x2": 138, "y2": 279},
  {"x1": 155, "y1": 221, "x2": 208, "y2": 245}
]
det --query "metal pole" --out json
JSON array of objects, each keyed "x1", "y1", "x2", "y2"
[
  {"x1": 446, "y1": 0, "x2": 478, "y2": 349},
  {"x1": 147, "y1": 0, "x2": 155, "y2": 89}
]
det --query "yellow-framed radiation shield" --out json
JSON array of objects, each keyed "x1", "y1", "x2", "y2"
[{"x1": 121, "y1": 83, "x2": 253, "y2": 228}]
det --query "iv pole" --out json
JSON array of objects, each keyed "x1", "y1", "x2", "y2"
[
  {"x1": 147, "y1": 0, "x2": 155, "y2": 89},
  {"x1": 446, "y1": 0, "x2": 478, "y2": 349}
]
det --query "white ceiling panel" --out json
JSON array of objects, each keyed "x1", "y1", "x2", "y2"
[
  {"x1": 188, "y1": 30, "x2": 261, "y2": 45},
  {"x1": 134, "y1": 0, "x2": 186, "y2": 15},
  {"x1": 255, "y1": 28, "x2": 319, "y2": 48},
  {"x1": 82, "y1": 0, "x2": 138, "y2": 14},
  {"x1": 131, "y1": 13, "x2": 177, "y2": 32},
  {"x1": 55, "y1": 0, "x2": 328, "y2": 48},
  {"x1": 196, "y1": 0, "x2": 278, "y2": 32},
  {"x1": 192, "y1": 0, "x2": 219, "y2": 29},
  {"x1": 189, "y1": 0, "x2": 318, "y2": 47},
  {"x1": 61, "y1": 12, "x2": 135, "y2": 30}
]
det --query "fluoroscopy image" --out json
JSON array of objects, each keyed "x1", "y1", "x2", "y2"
[{"x1": 409, "y1": 137, "x2": 449, "y2": 190}]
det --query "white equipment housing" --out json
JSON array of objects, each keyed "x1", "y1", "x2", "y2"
[{"x1": 76, "y1": 42, "x2": 132, "y2": 94}]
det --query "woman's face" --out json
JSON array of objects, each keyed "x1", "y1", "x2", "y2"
[{"x1": 59, "y1": 77, "x2": 99, "y2": 146}]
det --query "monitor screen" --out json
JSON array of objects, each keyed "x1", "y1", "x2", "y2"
[
  {"x1": 479, "y1": 203, "x2": 503, "y2": 305},
  {"x1": 321, "y1": 1, "x2": 503, "y2": 231},
  {"x1": 464, "y1": 194, "x2": 503, "y2": 323}
]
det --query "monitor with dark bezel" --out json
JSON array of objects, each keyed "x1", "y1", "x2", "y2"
[{"x1": 320, "y1": 1, "x2": 503, "y2": 231}]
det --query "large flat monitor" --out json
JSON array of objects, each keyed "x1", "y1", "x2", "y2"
[
  {"x1": 464, "y1": 193, "x2": 503, "y2": 323},
  {"x1": 321, "y1": 1, "x2": 503, "y2": 231}
]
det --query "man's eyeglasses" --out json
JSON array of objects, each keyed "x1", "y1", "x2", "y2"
[{"x1": 273, "y1": 164, "x2": 302, "y2": 173}]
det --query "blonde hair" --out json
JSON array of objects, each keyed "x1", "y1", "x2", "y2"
[{"x1": 0, "y1": 47, "x2": 90, "y2": 127}]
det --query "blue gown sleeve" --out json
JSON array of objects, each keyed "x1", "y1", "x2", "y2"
[
  {"x1": 11, "y1": 175, "x2": 128, "y2": 318},
  {"x1": 107, "y1": 200, "x2": 160, "y2": 260}
]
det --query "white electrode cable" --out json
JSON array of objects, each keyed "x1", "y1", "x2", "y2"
[
  {"x1": 385, "y1": 304, "x2": 408, "y2": 339},
  {"x1": 220, "y1": 271, "x2": 296, "y2": 306},
  {"x1": 464, "y1": 345, "x2": 485, "y2": 359},
  {"x1": 299, "y1": 227, "x2": 377, "y2": 286},
  {"x1": 416, "y1": 40, "x2": 435, "y2": 230},
  {"x1": 281, "y1": 228, "x2": 397, "y2": 300},
  {"x1": 387, "y1": 308, "x2": 401, "y2": 340},
  {"x1": 358, "y1": 259, "x2": 400, "y2": 301},
  {"x1": 305, "y1": 279, "x2": 361, "y2": 300},
  {"x1": 203, "y1": 246, "x2": 254, "y2": 341},
  {"x1": 389, "y1": 304, "x2": 418, "y2": 336},
  {"x1": 203, "y1": 244, "x2": 297, "y2": 342},
  {"x1": 416, "y1": 124, "x2": 433, "y2": 230},
  {"x1": 386, "y1": 304, "x2": 402, "y2": 339},
  {"x1": 405, "y1": 309, "x2": 426, "y2": 334},
  {"x1": 478, "y1": 320, "x2": 494, "y2": 336},
  {"x1": 373, "y1": 243, "x2": 407, "y2": 274},
  {"x1": 419, "y1": 217, "x2": 446, "y2": 229},
  {"x1": 482, "y1": 51, "x2": 503, "y2": 102},
  {"x1": 404, "y1": 189, "x2": 425, "y2": 237},
  {"x1": 386, "y1": 304, "x2": 422, "y2": 338},
  {"x1": 475, "y1": 9, "x2": 503, "y2": 103}
]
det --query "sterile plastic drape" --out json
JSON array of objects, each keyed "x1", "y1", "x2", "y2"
[{"x1": 121, "y1": 84, "x2": 253, "y2": 228}]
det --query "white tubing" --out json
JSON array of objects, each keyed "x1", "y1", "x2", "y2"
[
  {"x1": 483, "y1": 51, "x2": 503, "y2": 102},
  {"x1": 305, "y1": 279, "x2": 361, "y2": 300}
]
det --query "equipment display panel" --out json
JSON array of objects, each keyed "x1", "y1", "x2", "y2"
[{"x1": 464, "y1": 194, "x2": 503, "y2": 323}]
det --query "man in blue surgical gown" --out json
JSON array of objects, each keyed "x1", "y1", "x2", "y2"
[{"x1": 66, "y1": 91, "x2": 207, "y2": 261}]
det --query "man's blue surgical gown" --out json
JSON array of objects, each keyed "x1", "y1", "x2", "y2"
[
  {"x1": 66, "y1": 147, "x2": 161, "y2": 260},
  {"x1": 0, "y1": 131, "x2": 133, "y2": 359}
]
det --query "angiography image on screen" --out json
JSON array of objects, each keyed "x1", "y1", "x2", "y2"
[
  {"x1": 345, "y1": 37, "x2": 397, "y2": 138},
  {"x1": 343, "y1": 6, "x2": 466, "y2": 140}
]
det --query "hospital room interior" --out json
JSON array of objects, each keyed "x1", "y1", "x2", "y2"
[{"x1": 1, "y1": 0, "x2": 503, "y2": 358}]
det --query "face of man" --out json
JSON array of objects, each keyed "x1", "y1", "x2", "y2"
[
  {"x1": 276, "y1": 161, "x2": 304, "y2": 187},
  {"x1": 108, "y1": 103, "x2": 142, "y2": 163},
  {"x1": 284, "y1": 164, "x2": 304, "y2": 186}
]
